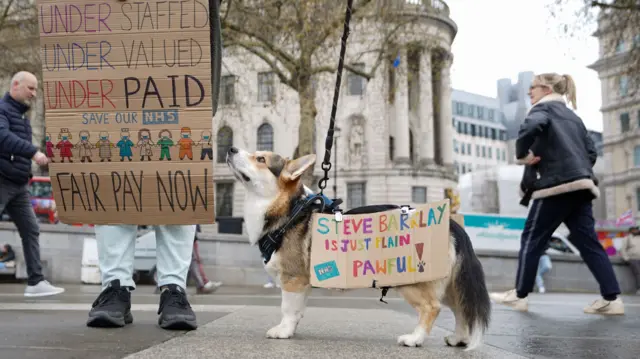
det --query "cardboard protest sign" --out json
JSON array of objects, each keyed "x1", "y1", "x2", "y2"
[
  {"x1": 37, "y1": 0, "x2": 215, "y2": 224},
  {"x1": 310, "y1": 199, "x2": 452, "y2": 289}
]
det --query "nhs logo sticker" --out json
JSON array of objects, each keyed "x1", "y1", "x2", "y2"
[{"x1": 314, "y1": 260, "x2": 340, "y2": 281}]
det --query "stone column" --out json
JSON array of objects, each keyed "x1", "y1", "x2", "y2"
[
  {"x1": 439, "y1": 55, "x2": 454, "y2": 167},
  {"x1": 419, "y1": 48, "x2": 435, "y2": 166},
  {"x1": 394, "y1": 47, "x2": 411, "y2": 166}
]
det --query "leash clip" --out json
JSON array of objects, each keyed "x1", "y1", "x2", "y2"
[
  {"x1": 333, "y1": 209, "x2": 343, "y2": 222},
  {"x1": 400, "y1": 205, "x2": 415, "y2": 215}
]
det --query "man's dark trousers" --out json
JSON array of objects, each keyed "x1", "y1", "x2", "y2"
[
  {"x1": 0, "y1": 175, "x2": 44, "y2": 286},
  {"x1": 515, "y1": 190, "x2": 621, "y2": 298}
]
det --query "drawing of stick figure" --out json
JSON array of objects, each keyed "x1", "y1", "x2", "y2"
[
  {"x1": 157, "y1": 129, "x2": 174, "y2": 161},
  {"x1": 56, "y1": 128, "x2": 73, "y2": 163},
  {"x1": 199, "y1": 130, "x2": 213, "y2": 160},
  {"x1": 116, "y1": 128, "x2": 134, "y2": 161},
  {"x1": 137, "y1": 128, "x2": 154, "y2": 161},
  {"x1": 75, "y1": 130, "x2": 94, "y2": 162},
  {"x1": 45, "y1": 132, "x2": 54, "y2": 162},
  {"x1": 95, "y1": 131, "x2": 114, "y2": 162},
  {"x1": 177, "y1": 126, "x2": 194, "y2": 160}
]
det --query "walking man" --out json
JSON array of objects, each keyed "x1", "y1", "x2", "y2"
[{"x1": 0, "y1": 71, "x2": 65, "y2": 297}]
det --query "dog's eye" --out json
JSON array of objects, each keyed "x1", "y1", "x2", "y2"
[{"x1": 256, "y1": 156, "x2": 266, "y2": 163}]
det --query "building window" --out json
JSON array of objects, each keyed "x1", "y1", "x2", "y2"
[
  {"x1": 488, "y1": 147, "x2": 492, "y2": 159},
  {"x1": 477, "y1": 106, "x2": 484, "y2": 120},
  {"x1": 220, "y1": 75, "x2": 235, "y2": 105},
  {"x1": 467, "y1": 104, "x2": 475, "y2": 117},
  {"x1": 467, "y1": 143, "x2": 471, "y2": 154},
  {"x1": 620, "y1": 112, "x2": 631, "y2": 132},
  {"x1": 215, "y1": 182, "x2": 234, "y2": 217},
  {"x1": 216, "y1": 126, "x2": 233, "y2": 163},
  {"x1": 348, "y1": 63, "x2": 366, "y2": 96},
  {"x1": 455, "y1": 102, "x2": 464, "y2": 115},
  {"x1": 347, "y1": 182, "x2": 366, "y2": 208},
  {"x1": 634, "y1": 146, "x2": 640, "y2": 167},
  {"x1": 257, "y1": 123, "x2": 274, "y2": 151},
  {"x1": 488, "y1": 109, "x2": 495, "y2": 121},
  {"x1": 258, "y1": 72, "x2": 275, "y2": 102},
  {"x1": 619, "y1": 75, "x2": 629, "y2": 97},
  {"x1": 636, "y1": 188, "x2": 640, "y2": 212},
  {"x1": 412, "y1": 186, "x2": 427, "y2": 203},
  {"x1": 453, "y1": 139, "x2": 459, "y2": 153},
  {"x1": 475, "y1": 144, "x2": 480, "y2": 156},
  {"x1": 470, "y1": 124, "x2": 476, "y2": 136},
  {"x1": 491, "y1": 128, "x2": 497, "y2": 140}
]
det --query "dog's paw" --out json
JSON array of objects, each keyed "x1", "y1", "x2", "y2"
[
  {"x1": 397, "y1": 333, "x2": 424, "y2": 347},
  {"x1": 444, "y1": 334, "x2": 468, "y2": 348},
  {"x1": 266, "y1": 324, "x2": 294, "y2": 339}
]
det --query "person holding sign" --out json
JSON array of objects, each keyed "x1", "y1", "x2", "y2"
[
  {"x1": 87, "y1": 224, "x2": 199, "y2": 330},
  {"x1": 0, "y1": 71, "x2": 65, "y2": 297}
]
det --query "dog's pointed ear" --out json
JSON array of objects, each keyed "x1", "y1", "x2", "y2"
[{"x1": 283, "y1": 154, "x2": 316, "y2": 181}]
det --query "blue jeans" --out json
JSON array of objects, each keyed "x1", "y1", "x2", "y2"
[
  {"x1": 94, "y1": 225, "x2": 196, "y2": 291},
  {"x1": 535, "y1": 254, "x2": 552, "y2": 289}
]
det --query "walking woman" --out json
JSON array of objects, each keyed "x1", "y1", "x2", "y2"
[{"x1": 490, "y1": 73, "x2": 624, "y2": 315}]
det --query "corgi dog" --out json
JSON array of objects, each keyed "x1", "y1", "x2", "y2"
[{"x1": 226, "y1": 147, "x2": 491, "y2": 350}]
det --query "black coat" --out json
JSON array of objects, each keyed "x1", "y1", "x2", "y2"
[
  {"x1": 0, "y1": 92, "x2": 38, "y2": 185},
  {"x1": 515, "y1": 96, "x2": 599, "y2": 202}
]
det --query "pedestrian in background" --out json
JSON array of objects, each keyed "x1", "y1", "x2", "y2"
[
  {"x1": 620, "y1": 226, "x2": 640, "y2": 295},
  {"x1": 490, "y1": 72, "x2": 624, "y2": 315},
  {"x1": 190, "y1": 225, "x2": 222, "y2": 294},
  {"x1": 0, "y1": 71, "x2": 64, "y2": 297}
]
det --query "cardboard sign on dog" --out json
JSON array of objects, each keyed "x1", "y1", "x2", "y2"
[
  {"x1": 310, "y1": 199, "x2": 452, "y2": 289},
  {"x1": 37, "y1": 0, "x2": 215, "y2": 224}
]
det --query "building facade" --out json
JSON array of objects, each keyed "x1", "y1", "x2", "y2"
[
  {"x1": 588, "y1": 12, "x2": 640, "y2": 221},
  {"x1": 451, "y1": 89, "x2": 509, "y2": 175},
  {"x1": 212, "y1": 1, "x2": 459, "y2": 219}
]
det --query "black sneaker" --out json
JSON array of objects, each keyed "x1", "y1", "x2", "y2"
[
  {"x1": 157, "y1": 284, "x2": 197, "y2": 330},
  {"x1": 86, "y1": 279, "x2": 133, "y2": 328}
]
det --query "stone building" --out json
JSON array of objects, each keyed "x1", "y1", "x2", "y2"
[
  {"x1": 588, "y1": 11, "x2": 640, "y2": 221},
  {"x1": 212, "y1": 0, "x2": 458, "y2": 220}
]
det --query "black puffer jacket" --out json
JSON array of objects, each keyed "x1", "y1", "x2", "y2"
[
  {"x1": 0, "y1": 92, "x2": 38, "y2": 185},
  {"x1": 515, "y1": 95, "x2": 599, "y2": 202}
]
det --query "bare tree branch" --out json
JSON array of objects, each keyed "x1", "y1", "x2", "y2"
[{"x1": 548, "y1": 0, "x2": 640, "y2": 90}]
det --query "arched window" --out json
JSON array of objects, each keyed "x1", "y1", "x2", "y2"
[
  {"x1": 257, "y1": 123, "x2": 274, "y2": 151},
  {"x1": 217, "y1": 126, "x2": 233, "y2": 163}
]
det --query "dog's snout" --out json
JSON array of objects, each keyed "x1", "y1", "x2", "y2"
[{"x1": 228, "y1": 147, "x2": 238, "y2": 155}]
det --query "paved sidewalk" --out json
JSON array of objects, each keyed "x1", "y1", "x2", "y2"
[
  {"x1": 0, "y1": 284, "x2": 638, "y2": 359},
  {"x1": 125, "y1": 305, "x2": 523, "y2": 359}
]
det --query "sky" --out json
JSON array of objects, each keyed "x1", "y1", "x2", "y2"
[{"x1": 446, "y1": 0, "x2": 603, "y2": 132}]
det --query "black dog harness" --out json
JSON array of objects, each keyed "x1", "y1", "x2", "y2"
[{"x1": 258, "y1": 193, "x2": 341, "y2": 265}]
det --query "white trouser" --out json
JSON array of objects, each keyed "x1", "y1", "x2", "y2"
[{"x1": 94, "y1": 225, "x2": 196, "y2": 291}]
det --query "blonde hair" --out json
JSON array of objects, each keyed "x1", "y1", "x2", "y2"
[{"x1": 534, "y1": 73, "x2": 578, "y2": 110}]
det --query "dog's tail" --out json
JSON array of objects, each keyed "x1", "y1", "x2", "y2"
[{"x1": 450, "y1": 219, "x2": 491, "y2": 351}]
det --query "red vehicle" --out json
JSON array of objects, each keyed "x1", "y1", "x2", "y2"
[{"x1": 28, "y1": 176, "x2": 58, "y2": 224}]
